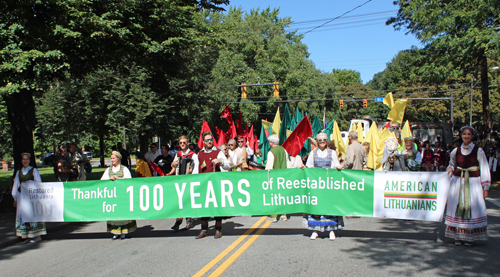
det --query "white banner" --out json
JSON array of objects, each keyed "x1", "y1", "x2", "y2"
[
  {"x1": 20, "y1": 182, "x2": 65, "y2": 223},
  {"x1": 373, "y1": 171, "x2": 450, "y2": 221}
]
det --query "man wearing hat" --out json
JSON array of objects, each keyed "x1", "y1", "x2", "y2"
[{"x1": 400, "y1": 137, "x2": 421, "y2": 171}]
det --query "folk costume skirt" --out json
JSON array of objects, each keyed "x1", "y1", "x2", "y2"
[{"x1": 444, "y1": 176, "x2": 487, "y2": 242}]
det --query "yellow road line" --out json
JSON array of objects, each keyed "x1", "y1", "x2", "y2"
[
  {"x1": 192, "y1": 216, "x2": 268, "y2": 277},
  {"x1": 209, "y1": 221, "x2": 273, "y2": 277}
]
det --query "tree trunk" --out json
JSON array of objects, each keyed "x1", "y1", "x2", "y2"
[
  {"x1": 99, "y1": 133, "x2": 105, "y2": 167},
  {"x1": 480, "y1": 55, "x2": 490, "y2": 134},
  {"x1": 139, "y1": 133, "x2": 149, "y2": 156},
  {"x1": 3, "y1": 90, "x2": 36, "y2": 172}
]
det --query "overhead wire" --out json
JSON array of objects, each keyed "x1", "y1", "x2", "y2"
[
  {"x1": 302, "y1": 0, "x2": 373, "y2": 35},
  {"x1": 214, "y1": 81, "x2": 500, "y2": 100}
]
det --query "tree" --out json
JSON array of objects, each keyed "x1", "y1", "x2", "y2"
[
  {"x1": 387, "y1": 0, "x2": 500, "y2": 133},
  {"x1": 0, "y1": 0, "x2": 227, "y2": 169},
  {"x1": 332, "y1": 69, "x2": 362, "y2": 86}
]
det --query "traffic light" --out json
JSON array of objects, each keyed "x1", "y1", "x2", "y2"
[
  {"x1": 340, "y1": 100, "x2": 344, "y2": 109},
  {"x1": 363, "y1": 99, "x2": 367, "y2": 108},
  {"x1": 241, "y1": 82, "x2": 247, "y2": 99},
  {"x1": 273, "y1": 82, "x2": 279, "y2": 97}
]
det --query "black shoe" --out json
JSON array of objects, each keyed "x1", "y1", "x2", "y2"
[{"x1": 171, "y1": 224, "x2": 180, "y2": 231}]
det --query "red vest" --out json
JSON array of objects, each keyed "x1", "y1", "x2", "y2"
[
  {"x1": 198, "y1": 149, "x2": 220, "y2": 173},
  {"x1": 453, "y1": 144, "x2": 480, "y2": 177}
]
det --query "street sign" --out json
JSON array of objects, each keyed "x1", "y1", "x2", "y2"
[{"x1": 375, "y1": 97, "x2": 383, "y2": 102}]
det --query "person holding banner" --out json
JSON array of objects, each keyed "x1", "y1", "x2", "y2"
[
  {"x1": 446, "y1": 126, "x2": 490, "y2": 246},
  {"x1": 12, "y1": 153, "x2": 46, "y2": 243},
  {"x1": 196, "y1": 131, "x2": 227, "y2": 239},
  {"x1": 303, "y1": 133, "x2": 344, "y2": 240},
  {"x1": 101, "y1": 151, "x2": 136, "y2": 240},
  {"x1": 228, "y1": 139, "x2": 243, "y2": 171}
]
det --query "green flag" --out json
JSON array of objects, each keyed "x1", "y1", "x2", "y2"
[
  {"x1": 322, "y1": 119, "x2": 335, "y2": 139},
  {"x1": 312, "y1": 116, "x2": 323, "y2": 138},
  {"x1": 259, "y1": 123, "x2": 270, "y2": 163},
  {"x1": 279, "y1": 104, "x2": 292, "y2": 145}
]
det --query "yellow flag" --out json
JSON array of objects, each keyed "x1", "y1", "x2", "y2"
[
  {"x1": 286, "y1": 129, "x2": 293, "y2": 138},
  {"x1": 387, "y1": 99, "x2": 408, "y2": 124},
  {"x1": 356, "y1": 121, "x2": 364, "y2": 142},
  {"x1": 383, "y1": 92, "x2": 395, "y2": 109},
  {"x1": 135, "y1": 159, "x2": 152, "y2": 177},
  {"x1": 271, "y1": 107, "x2": 281, "y2": 135},
  {"x1": 262, "y1": 120, "x2": 272, "y2": 132},
  {"x1": 365, "y1": 122, "x2": 380, "y2": 170},
  {"x1": 332, "y1": 120, "x2": 346, "y2": 156},
  {"x1": 401, "y1": 120, "x2": 412, "y2": 140},
  {"x1": 376, "y1": 128, "x2": 397, "y2": 171},
  {"x1": 350, "y1": 121, "x2": 357, "y2": 132}
]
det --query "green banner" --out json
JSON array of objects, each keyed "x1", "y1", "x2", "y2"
[{"x1": 60, "y1": 168, "x2": 373, "y2": 221}]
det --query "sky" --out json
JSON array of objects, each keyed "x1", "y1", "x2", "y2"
[{"x1": 223, "y1": 0, "x2": 422, "y2": 83}]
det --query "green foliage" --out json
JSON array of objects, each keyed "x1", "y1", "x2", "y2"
[
  {"x1": 332, "y1": 69, "x2": 362, "y2": 86},
  {"x1": 0, "y1": 100, "x2": 12, "y2": 160},
  {"x1": 387, "y1": 0, "x2": 500, "y2": 132}
]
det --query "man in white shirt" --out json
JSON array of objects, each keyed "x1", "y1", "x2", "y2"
[{"x1": 144, "y1": 143, "x2": 161, "y2": 164}]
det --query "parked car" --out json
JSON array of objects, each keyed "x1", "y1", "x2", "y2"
[
  {"x1": 43, "y1": 153, "x2": 55, "y2": 166},
  {"x1": 83, "y1": 151, "x2": 92, "y2": 160}
]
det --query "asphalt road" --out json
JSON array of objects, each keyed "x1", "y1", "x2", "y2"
[{"x1": 1, "y1": 193, "x2": 499, "y2": 276}]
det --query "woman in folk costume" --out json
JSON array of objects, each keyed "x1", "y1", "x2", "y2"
[
  {"x1": 12, "y1": 153, "x2": 46, "y2": 243},
  {"x1": 302, "y1": 133, "x2": 343, "y2": 240},
  {"x1": 420, "y1": 141, "x2": 435, "y2": 171},
  {"x1": 399, "y1": 137, "x2": 422, "y2": 171},
  {"x1": 101, "y1": 151, "x2": 136, "y2": 240},
  {"x1": 446, "y1": 126, "x2": 490, "y2": 246}
]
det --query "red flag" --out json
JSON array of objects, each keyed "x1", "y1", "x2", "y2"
[
  {"x1": 198, "y1": 121, "x2": 213, "y2": 150},
  {"x1": 216, "y1": 126, "x2": 229, "y2": 146},
  {"x1": 237, "y1": 111, "x2": 243, "y2": 135},
  {"x1": 149, "y1": 159, "x2": 165, "y2": 176},
  {"x1": 282, "y1": 115, "x2": 313, "y2": 157},
  {"x1": 220, "y1": 105, "x2": 237, "y2": 139},
  {"x1": 220, "y1": 105, "x2": 232, "y2": 120},
  {"x1": 247, "y1": 125, "x2": 255, "y2": 150},
  {"x1": 244, "y1": 122, "x2": 249, "y2": 136},
  {"x1": 384, "y1": 121, "x2": 391, "y2": 130}
]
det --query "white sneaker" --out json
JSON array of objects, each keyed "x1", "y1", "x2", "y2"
[
  {"x1": 280, "y1": 215, "x2": 287, "y2": 221},
  {"x1": 267, "y1": 217, "x2": 278, "y2": 222},
  {"x1": 329, "y1": 231, "x2": 336, "y2": 240},
  {"x1": 310, "y1": 232, "x2": 318, "y2": 240}
]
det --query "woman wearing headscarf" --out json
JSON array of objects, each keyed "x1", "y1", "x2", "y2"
[
  {"x1": 101, "y1": 151, "x2": 136, "y2": 240},
  {"x1": 302, "y1": 133, "x2": 343, "y2": 240},
  {"x1": 12, "y1": 153, "x2": 46, "y2": 243},
  {"x1": 446, "y1": 126, "x2": 490, "y2": 246}
]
